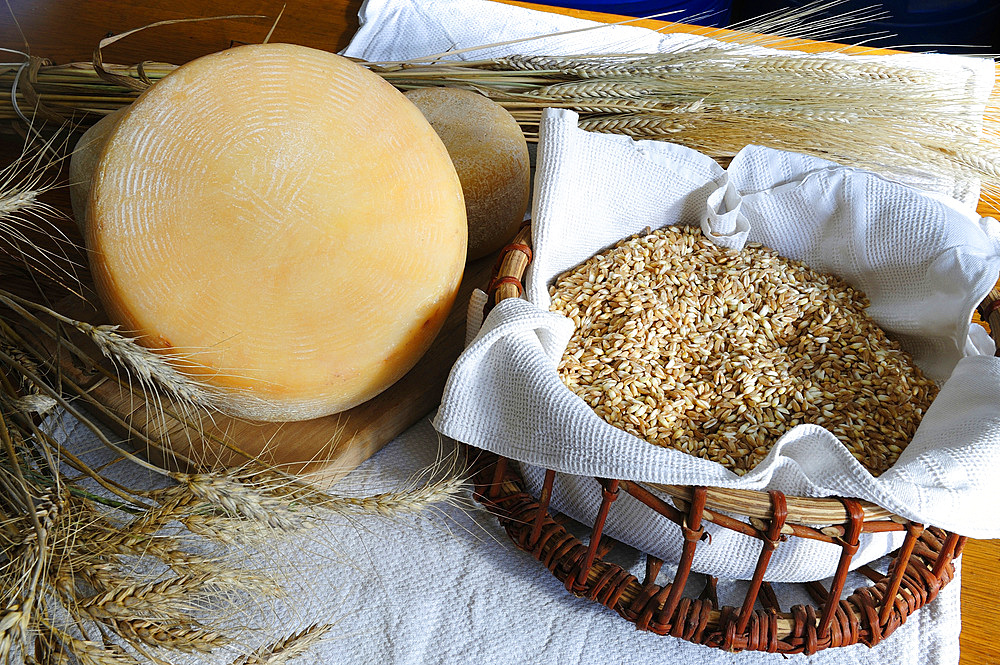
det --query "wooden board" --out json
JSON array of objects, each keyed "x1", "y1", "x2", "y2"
[{"x1": 30, "y1": 253, "x2": 495, "y2": 487}]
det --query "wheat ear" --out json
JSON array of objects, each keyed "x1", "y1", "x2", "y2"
[{"x1": 231, "y1": 623, "x2": 335, "y2": 665}]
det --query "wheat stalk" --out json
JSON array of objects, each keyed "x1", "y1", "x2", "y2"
[
  {"x1": 231, "y1": 623, "x2": 335, "y2": 665},
  {"x1": 80, "y1": 574, "x2": 231, "y2": 620},
  {"x1": 3, "y1": 9, "x2": 997, "y2": 196},
  {"x1": 112, "y1": 618, "x2": 230, "y2": 654},
  {"x1": 165, "y1": 472, "x2": 315, "y2": 532},
  {"x1": 0, "y1": 606, "x2": 28, "y2": 664},
  {"x1": 372, "y1": 46, "x2": 1000, "y2": 197},
  {"x1": 0, "y1": 286, "x2": 286, "y2": 454},
  {"x1": 326, "y1": 473, "x2": 469, "y2": 517},
  {"x1": 0, "y1": 293, "x2": 469, "y2": 665},
  {"x1": 42, "y1": 625, "x2": 141, "y2": 665},
  {"x1": 0, "y1": 128, "x2": 83, "y2": 290}
]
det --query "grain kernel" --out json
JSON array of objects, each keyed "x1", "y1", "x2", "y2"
[{"x1": 549, "y1": 225, "x2": 937, "y2": 476}]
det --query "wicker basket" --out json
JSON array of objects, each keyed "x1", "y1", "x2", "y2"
[{"x1": 469, "y1": 225, "x2": 998, "y2": 654}]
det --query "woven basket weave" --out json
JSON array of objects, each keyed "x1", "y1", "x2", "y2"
[{"x1": 470, "y1": 225, "x2": 997, "y2": 654}]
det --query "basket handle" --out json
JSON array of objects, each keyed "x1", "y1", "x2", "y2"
[
  {"x1": 979, "y1": 284, "x2": 1000, "y2": 355},
  {"x1": 485, "y1": 223, "x2": 532, "y2": 312}
]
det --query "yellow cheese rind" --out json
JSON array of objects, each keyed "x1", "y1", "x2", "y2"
[
  {"x1": 405, "y1": 88, "x2": 530, "y2": 261},
  {"x1": 87, "y1": 44, "x2": 467, "y2": 421}
]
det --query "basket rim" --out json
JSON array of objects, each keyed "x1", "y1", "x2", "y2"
[
  {"x1": 651, "y1": 483, "x2": 896, "y2": 527},
  {"x1": 471, "y1": 451, "x2": 962, "y2": 654}
]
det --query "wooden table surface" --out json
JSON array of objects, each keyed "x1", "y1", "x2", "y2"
[{"x1": 2, "y1": 1, "x2": 997, "y2": 663}]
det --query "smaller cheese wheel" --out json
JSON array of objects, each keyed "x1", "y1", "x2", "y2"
[
  {"x1": 405, "y1": 88, "x2": 530, "y2": 261},
  {"x1": 87, "y1": 44, "x2": 467, "y2": 422}
]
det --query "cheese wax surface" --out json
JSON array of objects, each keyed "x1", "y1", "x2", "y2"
[{"x1": 88, "y1": 44, "x2": 467, "y2": 421}]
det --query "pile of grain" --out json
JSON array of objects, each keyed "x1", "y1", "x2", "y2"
[{"x1": 549, "y1": 225, "x2": 938, "y2": 476}]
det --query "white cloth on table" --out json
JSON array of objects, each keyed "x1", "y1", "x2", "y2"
[
  {"x1": 343, "y1": 1, "x2": 991, "y2": 661},
  {"x1": 48, "y1": 412, "x2": 962, "y2": 665}
]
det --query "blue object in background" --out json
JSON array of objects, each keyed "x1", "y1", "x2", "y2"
[
  {"x1": 730, "y1": 0, "x2": 1000, "y2": 54},
  {"x1": 536, "y1": 0, "x2": 733, "y2": 27}
]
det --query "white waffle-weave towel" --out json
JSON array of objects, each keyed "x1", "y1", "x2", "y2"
[{"x1": 435, "y1": 106, "x2": 1000, "y2": 581}]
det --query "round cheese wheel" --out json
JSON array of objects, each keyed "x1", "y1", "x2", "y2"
[
  {"x1": 87, "y1": 44, "x2": 467, "y2": 421},
  {"x1": 404, "y1": 88, "x2": 530, "y2": 261}
]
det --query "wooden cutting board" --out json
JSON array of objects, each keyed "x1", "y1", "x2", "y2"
[{"x1": 24, "y1": 252, "x2": 495, "y2": 488}]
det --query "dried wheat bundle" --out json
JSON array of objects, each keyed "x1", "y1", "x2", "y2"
[
  {"x1": 0, "y1": 329, "x2": 468, "y2": 664},
  {"x1": 2, "y1": 10, "x2": 998, "y2": 201},
  {"x1": 371, "y1": 47, "x2": 1000, "y2": 199},
  {"x1": 0, "y1": 358, "x2": 468, "y2": 664},
  {"x1": 0, "y1": 357, "x2": 468, "y2": 665}
]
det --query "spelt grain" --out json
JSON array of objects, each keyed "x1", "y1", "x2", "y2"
[{"x1": 549, "y1": 225, "x2": 938, "y2": 476}]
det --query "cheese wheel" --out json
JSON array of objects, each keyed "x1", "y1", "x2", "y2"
[
  {"x1": 87, "y1": 44, "x2": 467, "y2": 421},
  {"x1": 404, "y1": 88, "x2": 530, "y2": 261}
]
